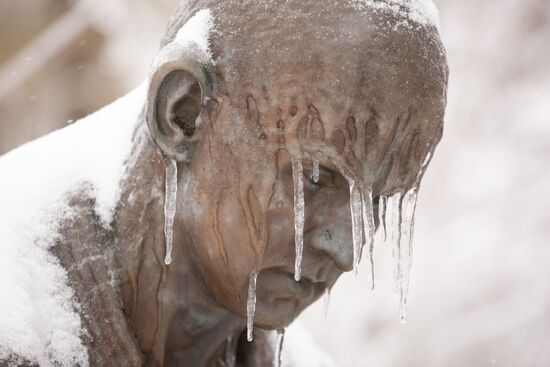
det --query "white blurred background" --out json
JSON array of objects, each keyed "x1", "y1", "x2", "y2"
[{"x1": 1, "y1": 0, "x2": 549, "y2": 366}]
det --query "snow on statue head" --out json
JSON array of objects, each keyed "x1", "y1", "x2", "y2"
[{"x1": 0, "y1": 1, "x2": 447, "y2": 366}]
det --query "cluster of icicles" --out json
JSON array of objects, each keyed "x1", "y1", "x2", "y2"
[{"x1": 161, "y1": 155, "x2": 423, "y2": 364}]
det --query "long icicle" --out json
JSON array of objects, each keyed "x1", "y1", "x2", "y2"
[
  {"x1": 246, "y1": 271, "x2": 258, "y2": 341},
  {"x1": 398, "y1": 188, "x2": 419, "y2": 323},
  {"x1": 291, "y1": 158, "x2": 305, "y2": 281},
  {"x1": 163, "y1": 156, "x2": 178, "y2": 265},
  {"x1": 322, "y1": 288, "x2": 331, "y2": 318},
  {"x1": 349, "y1": 180, "x2": 364, "y2": 275},
  {"x1": 274, "y1": 328, "x2": 285, "y2": 367},
  {"x1": 378, "y1": 196, "x2": 387, "y2": 242},
  {"x1": 361, "y1": 187, "x2": 376, "y2": 289},
  {"x1": 386, "y1": 192, "x2": 402, "y2": 294},
  {"x1": 224, "y1": 335, "x2": 236, "y2": 367}
]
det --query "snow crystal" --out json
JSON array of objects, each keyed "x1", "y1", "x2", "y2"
[
  {"x1": 349, "y1": 0, "x2": 440, "y2": 30},
  {"x1": 0, "y1": 84, "x2": 145, "y2": 365}
]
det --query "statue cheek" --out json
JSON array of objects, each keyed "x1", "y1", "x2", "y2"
[{"x1": 196, "y1": 188, "x2": 258, "y2": 311}]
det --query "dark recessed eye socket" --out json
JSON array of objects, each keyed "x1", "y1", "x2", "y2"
[{"x1": 304, "y1": 170, "x2": 319, "y2": 187}]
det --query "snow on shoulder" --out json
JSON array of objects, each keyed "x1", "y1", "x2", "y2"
[
  {"x1": 0, "y1": 85, "x2": 145, "y2": 366},
  {"x1": 349, "y1": 0, "x2": 440, "y2": 29}
]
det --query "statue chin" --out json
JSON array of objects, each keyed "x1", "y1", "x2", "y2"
[{"x1": 251, "y1": 267, "x2": 329, "y2": 329}]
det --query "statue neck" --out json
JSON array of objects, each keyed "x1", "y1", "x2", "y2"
[{"x1": 115, "y1": 131, "x2": 245, "y2": 366}]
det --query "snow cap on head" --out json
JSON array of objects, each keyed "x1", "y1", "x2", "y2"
[
  {"x1": 349, "y1": 0, "x2": 440, "y2": 29},
  {"x1": 173, "y1": 8, "x2": 214, "y2": 60}
]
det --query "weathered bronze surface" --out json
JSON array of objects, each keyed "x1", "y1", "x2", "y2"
[{"x1": 4, "y1": 1, "x2": 448, "y2": 366}]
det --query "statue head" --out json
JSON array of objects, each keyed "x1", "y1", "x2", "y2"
[{"x1": 142, "y1": 0, "x2": 447, "y2": 333}]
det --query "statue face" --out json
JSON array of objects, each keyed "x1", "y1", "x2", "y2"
[
  {"x1": 176, "y1": 63, "x2": 445, "y2": 329},
  {"x1": 180, "y1": 131, "x2": 356, "y2": 327},
  {"x1": 148, "y1": 5, "x2": 447, "y2": 330}
]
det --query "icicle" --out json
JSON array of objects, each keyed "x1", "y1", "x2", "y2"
[
  {"x1": 322, "y1": 288, "x2": 331, "y2": 318},
  {"x1": 349, "y1": 180, "x2": 364, "y2": 275},
  {"x1": 385, "y1": 193, "x2": 402, "y2": 294},
  {"x1": 421, "y1": 152, "x2": 432, "y2": 169},
  {"x1": 378, "y1": 196, "x2": 387, "y2": 242},
  {"x1": 361, "y1": 188, "x2": 376, "y2": 289},
  {"x1": 274, "y1": 329, "x2": 285, "y2": 367},
  {"x1": 291, "y1": 158, "x2": 305, "y2": 281},
  {"x1": 224, "y1": 335, "x2": 236, "y2": 367},
  {"x1": 247, "y1": 271, "x2": 258, "y2": 341},
  {"x1": 397, "y1": 188, "x2": 419, "y2": 323},
  {"x1": 312, "y1": 160, "x2": 320, "y2": 183},
  {"x1": 163, "y1": 157, "x2": 178, "y2": 265},
  {"x1": 414, "y1": 152, "x2": 433, "y2": 183}
]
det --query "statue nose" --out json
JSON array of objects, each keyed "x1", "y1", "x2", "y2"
[{"x1": 307, "y1": 228, "x2": 354, "y2": 272}]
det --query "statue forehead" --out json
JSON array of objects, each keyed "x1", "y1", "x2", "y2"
[
  {"x1": 166, "y1": 1, "x2": 447, "y2": 112},
  {"x1": 163, "y1": 0, "x2": 447, "y2": 191}
]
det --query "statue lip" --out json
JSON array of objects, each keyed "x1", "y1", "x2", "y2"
[{"x1": 263, "y1": 267, "x2": 326, "y2": 300}]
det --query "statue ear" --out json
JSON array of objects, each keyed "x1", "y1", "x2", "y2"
[{"x1": 146, "y1": 47, "x2": 213, "y2": 162}]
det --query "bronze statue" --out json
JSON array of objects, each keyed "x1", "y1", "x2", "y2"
[{"x1": 0, "y1": 1, "x2": 447, "y2": 366}]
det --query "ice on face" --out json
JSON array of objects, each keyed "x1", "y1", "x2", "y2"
[
  {"x1": 312, "y1": 160, "x2": 320, "y2": 184},
  {"x1": 361, "y1": 188, "x2": 376, "y2": 289},
  {"x1": 247, "y1": 271, "x2": 258, "y2": 341},
  {"x1": 386, "y1": 192, "x2": 402, "y2": 294},
  {"x1": 378, "y1": 195, "x2": 388, "y2": 242},
  {"x1": 323, "y1": 288, "x2": 331, "y2": 318},
  {"x1": 397, "y1": 188, "x2": 418, "y2": 322},
  {"x1": 224, "y1": 335, "x2": 236, "y2": 367},
  {"x1": 163, "y1": 157, "x2": 178, "y2": 265},
  {"x1": 291, "y1": 158, "x2": 305, "y2": 281},
  {"x1": 349, "y1": 180, "x2": 364, "y2": 275},
  {"x1": 383, "y1": 189, "x2": 419, "y2": 322},
  {"x1": 274, "y1": 328, "x2": 285, "y2": 367}
]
